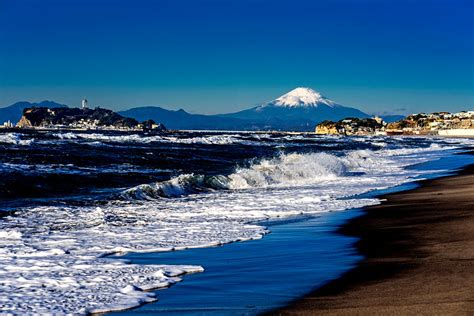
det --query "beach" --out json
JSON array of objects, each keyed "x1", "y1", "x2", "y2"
[
  {"x1": 277, "y1": 163, "x2": 474, "y2": 315},
  {"x1": 2, "y1": 130, "x2": 473, "y2": 314}
]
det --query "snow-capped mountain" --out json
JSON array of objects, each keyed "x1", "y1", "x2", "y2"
[
  {"x1": 221, "y1": 87, "x2": 369, "y2": 129},
  {"x1": 271, "y1": 87, "x2": 336, "y2": 108}
]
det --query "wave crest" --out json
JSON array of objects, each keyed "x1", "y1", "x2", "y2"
[
  {"x1": 120, "y1": 143, "x2": 453, "y2": 201},
  {"x1": 0, "y1": 133, "x2": 33, "y2": 146},
  {"x1": 228, "y1": 152, "x2": 346, "y2": 189},
  {"x1": 121, "y1": 152, "x2": 347, "y2": 200},
  {"x1": 121, "y1": 174, "x2": 230, "y2": 199}
]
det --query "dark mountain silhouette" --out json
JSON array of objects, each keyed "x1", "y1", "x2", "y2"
[
  {"x1": 0, "y1": 101, "x2": 68, "y2": 124},
  {"x1": 120, "y1": 88, "x2": 369, "y2": 131},
  {"x1": 118, "y1": 106, "x2": 252, "y2": 130}
]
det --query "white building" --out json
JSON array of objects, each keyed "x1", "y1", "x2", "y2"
[
  {"x1": 82, "y1": 98, "x2": 88, "y2": 109},
  {"x1": 2, "y1": 120, "x2": 13, "y2": 128}
]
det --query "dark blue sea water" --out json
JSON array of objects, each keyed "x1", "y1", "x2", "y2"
[{"x1": 0, "y1": 130, "x2": 472, "y2": 314}]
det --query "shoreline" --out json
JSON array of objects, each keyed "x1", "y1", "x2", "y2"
[
  {"x1": 2, "y1": 127, "x2": 474, "y2": 138},
  {"x1": 2, "y1": 130, "x2": 473, "y2": 314},
  {"x1": 274, "y1": 163, "x2": 474, "y2": 315},
  {"x1": 115, "y1": 152, "x2": 474, "y2": 315}
]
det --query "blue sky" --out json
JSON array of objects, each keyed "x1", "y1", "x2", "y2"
[{"x1": 0, "y1": 0, "x2": 473, "y2": 114}]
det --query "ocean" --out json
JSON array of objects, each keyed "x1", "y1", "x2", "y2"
[{"x1": 0, "y1": 130, "x2": 472, "y2": 314}]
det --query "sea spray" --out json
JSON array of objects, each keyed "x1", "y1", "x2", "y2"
[{"x1": 0, "y1": 131, "x2": 470, "y2": 314}]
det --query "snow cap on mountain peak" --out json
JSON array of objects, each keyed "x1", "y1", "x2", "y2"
[{"x1": 272, "y1": 87, "x2": 336, "y2": 107}]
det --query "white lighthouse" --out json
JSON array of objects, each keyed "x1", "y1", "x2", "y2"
[{"x1": 81, "y1": 98, "x2": 88, "y2": 109}]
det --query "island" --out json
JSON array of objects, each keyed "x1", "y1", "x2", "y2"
[{"x1": 16, "y1": 107, "x2": 167, "y2": 132}]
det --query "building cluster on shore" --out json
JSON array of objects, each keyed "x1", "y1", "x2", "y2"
[
  {"x1": 3, "y1": 98, "x2": 167, "y2": 132},
  {"x1": 316, "y1": 111, "x2": 474, "y2": 136},
  {"x1": 2, "y1": 120, "x2": 14, "y2": 128}
]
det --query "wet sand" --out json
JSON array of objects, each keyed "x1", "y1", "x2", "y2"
[{"x1": 276, "y1": 164, "x2": 474, "y2": 315}]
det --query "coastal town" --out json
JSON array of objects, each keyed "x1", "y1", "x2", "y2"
[{"x1": 315, "y1": 111, "x2": 474, "y2": 137}]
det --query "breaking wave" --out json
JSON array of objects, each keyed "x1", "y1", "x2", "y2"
[
  {"x1": 121, "y1": 144, "x2": 453, "y2": 201},
  {"x1": 122, "y1": 152, "x2": 354, "y2": 200},
  {"x1": 1, "y1": 131, "x2": 470, "y2": 314},
  {"x1": 228, "y1": 152, "x2": 346, "y2": 188},
  {"x1": 121, "y1": 174, "x2": 231, "y2": 199}
]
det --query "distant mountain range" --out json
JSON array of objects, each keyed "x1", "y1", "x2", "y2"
[
  {"x1": 1, "y1": 88, "x2": 386, "y2": 131},
  {"x1": 119, "y1": 88, "x2": 371, "y2": 131},
  {"x1": 118, "y1": 107, "x2": 250, "y2": 130}
]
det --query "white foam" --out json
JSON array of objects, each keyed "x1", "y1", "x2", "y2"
[
  {"x1": 49, "y1": 132, "x2": 326, "y2": 147},
  {"x1": 52, "y1": 132, "x2": 253, "y2": 146},
  {"x1": 0, "y1": 136, "x2": 471, "y2": 314},
  {"x1": 228, "y1": 152, "x2": 345, "y2": 188},
  {"x1": 0, "y1": 133, "x2": 33, "y2": 146}
]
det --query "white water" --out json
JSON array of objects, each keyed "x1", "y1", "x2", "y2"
[
  {"x1": 53, "y1": 132, "x2": 260, "y2": 146},
  {"x1": 0, "y1": 133, "x2": 34, "y2": 146},
  {"x1": 0, "y1": 137, "x2": 470, "y2": 314},
  {"x1": 0, "y1": 131, "x2": 344, "y2": 147}
]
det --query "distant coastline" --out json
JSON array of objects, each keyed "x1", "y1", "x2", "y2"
[
  {"x1": 315, "y1": 111, "x2": 474, "y2": 137},
  {"x1": 0, "y1": 94, "x2": 472, "y2": 137},
  {"x1": 2, "y1": 125, "x2": 474, "y2": 138},
  {"x1": 1, "y1": 89, "x2": 472, "y2": 133}
]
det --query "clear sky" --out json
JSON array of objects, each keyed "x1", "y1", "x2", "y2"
[{"x1": 0, "y1": 0, "x2": 473, "y2": 115}]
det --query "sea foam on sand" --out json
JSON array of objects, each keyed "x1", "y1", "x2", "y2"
[{"x1": 0, "y1": 139, "x2": 467, "y2": 314}]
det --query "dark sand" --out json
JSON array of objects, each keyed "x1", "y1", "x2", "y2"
[{"x1": 275, "y1": 165, "x2": 474, "y2": 315}]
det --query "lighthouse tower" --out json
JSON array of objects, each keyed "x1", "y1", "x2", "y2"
[{"x1": 81, "y1": 98, "x2": 88, "y2": 109}]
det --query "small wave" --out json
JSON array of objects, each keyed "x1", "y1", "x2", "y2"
[
  {"x1": 51, "y1": 132, "x2": 253, "y2": 146},
  {"x1": 0, "y1": 230, "x2": 22, "y2": 239},
  {"x1": 121, "y1": 174, "x2": 231, "y2": 199},
  {"x1": 0, "y1": 133, "x2": 33, "y2": 146},
  {"x1": 54, "y1": 132, "x2": 162, "y2": 143},
  {"x1": 51, "y1": 132, "x2": 300, "y2": 146},
  {"x1": 163, "y1": 135, "x2": 245, "y2": 145}
]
